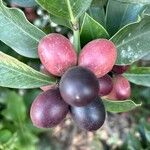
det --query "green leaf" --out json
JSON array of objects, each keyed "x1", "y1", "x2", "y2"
[
  {"x1": 36, "y1": 0, "x2": 92, "y2": 21},
  {"x1": 142, "y1": 5, "x2": 150, "y2": 16},
  {"x1": 124, "y1": 67, "x2": 150, "y2": 87},
  {"x1": 0, "y1": 52, "x2": 56, "y2": 89},
  {"x1": 50, "y1": 14, "x2": 71, "y2": 29},
  {"x1": 111, "y1": 15, "x2": 150, "y2": 65},
  {"x1": 106, "y1": 0, "x2": 145, "y2": 36},
  {"x1": 122, "y1": 133, "x2": 142, "y2": 150},
  {"x1": 102, "y1": 99, "x2": 141, "y2": 113},
  {"x1": 80, "y1": 13, "x2": 109, "y2": 46},
  {"x1": 116, "y1": 0, "x2": 150, "y2": 4},
  {"x1": 88, "y1": 0, "x2": 106, "y2": 26},
  {"x1": 7, "y1": 0, "x2": 37, "y2": 7},
  {"x1": 2, "y1": 91, "x2": 26, "y2": 123},
  {"x1": 0, "y1": 130, "x2": 12, "y2": 143},
  {"x1": 0, "y1": 0, "x2": 46, "y2": 58}
]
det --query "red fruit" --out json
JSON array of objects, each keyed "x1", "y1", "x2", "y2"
[
  {"x1": 107, "y1": 75, "x2": 131, "y2": 100},
  {"x1": 30, "y1": 88, "x2": 69, "y2": 128},
  {"x1": 38, "y1": 33, "x2": 77, "y2": 76},
  {"x1": 112, "y1": 65, "x2": 129, "y2": 74},
  {"x1": 98, "y1": 74, "x2": 113, "y2": 96},
  {"x1": 79, "y1": 39, "x2": 117, "y2": 78},
  {"x1": 25, "y1": 8, "x2": 37, "y2": 22},
  {"x1": 40, "y1": 65, "x2": 51, "y2": 76}
]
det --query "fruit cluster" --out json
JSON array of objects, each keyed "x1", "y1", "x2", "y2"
[{"x1": 30, "y1": 33, "x2": 131, "y2": 131}]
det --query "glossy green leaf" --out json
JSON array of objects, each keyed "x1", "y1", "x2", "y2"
[
  {"x1": 116, "y1": 0, "x2": 150, "y2": 4},
  {"x1": 88, "y1": 0, "x2": 106, "y2": 26},
  {"x1": 124, "y1": 67, "x2": 150, "y2": 87},
  {"x1": 80, "y1": 13, "x2": 109, "y2": 46},
  {"x1": 111, "y1": 15, "x2": 150, "y2": 65},
  {"x1": 36, "y1": 0, "x2": 92, "y2": 21},
  {"x1": 2, "y1": 91, "x2": 26, "y2": 123},
  {"x1": 0, "y1": 52, "x2": 56, "y2": 89},
  {"x1": 142, "y1": 5, "x2": 150, "y2": 16},
  {"x1": 102, "y1": 99, "x2": 141, "y2": 113},
  {"x1": 106, "y1": 0, "x2": 145, "y2": 36},
  {"x1": 0, "y1": 0, "x2": 45, "y2": 58},
  {"x1": 7, "y1": 0, "x2": 37, "y2": 7}
]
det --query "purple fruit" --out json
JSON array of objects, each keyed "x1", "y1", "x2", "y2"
[
  {"x1": 98, "y1": 74, "x2": 113, "y2": 96},
  {"x1": 112, "y1": 65, "x2": 129, "y2": 74},
  {"x1": 59, "y1": 66, "x2": 99, "y2": 107},
  {"x1": 70, "y1": 97, "x2": 106, "y2": 131},
  {"x1": 30, "y1": 88, "x2": 69, "y2": 128}
]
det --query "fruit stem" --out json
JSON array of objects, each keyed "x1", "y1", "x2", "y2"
[
  {"x1": 73, "y1": 22, "x2": 81, "y2": 54},
  {"x1": 65, "y1": 0, "x2": 81, "y2": 53}
]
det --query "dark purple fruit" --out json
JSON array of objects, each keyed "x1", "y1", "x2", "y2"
[
  {"x1": 112, "y1": 65, "x2": 129, "y2": 74},
  {"x1": 59, "y1": 66, "x2": 99, "y2": 107},
  {"x1": 70, "y1": 97, "x2": 106, "y2": 131},
  {"x1": 30, "y1": 88, "x2": 69, "y2": 128},
  {"x1": 98, "y1": 74, "x2": 113, "y2": 96}
]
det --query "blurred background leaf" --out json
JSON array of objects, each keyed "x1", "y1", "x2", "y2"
[{"x1": 6, "y1": 0, "x2": 37, "y2": 7}]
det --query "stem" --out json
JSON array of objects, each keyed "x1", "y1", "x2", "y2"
[
  {"x1": 65, "y1": 0, "x2": 81, "y2": 53},
  {"x1": 73, "y1": 26, "x2": 80, "y2": 54}
]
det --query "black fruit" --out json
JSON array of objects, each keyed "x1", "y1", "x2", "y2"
[
  {"x1": 59, "y1": 66, "x2": 99, "y2": 107},
  {"x1": 70, "y1": 97, "x2": 106, "y2": 131},
  {"x1": 30, "y1": 88, "x2": 69, "y2": 128},
  {"x1": 98, "y1": 74, "x2": 113, "y2": 96}
]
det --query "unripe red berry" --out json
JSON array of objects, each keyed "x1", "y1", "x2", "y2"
[
  {"x1": 38, "y1": 33, "x2": 77, "y2": 76},
  {"x1": 79, "y1": 39, "x2": 117, "y2": 78},
  {"x1": 25, "y1": 8, "x2": 37, "y2": 22},
  {"x1": 98, "y1": 74, "x2": 113, "y2": 96},
  {"x1": 107, "y1": 75, "x2": 131, "y2": 100}
]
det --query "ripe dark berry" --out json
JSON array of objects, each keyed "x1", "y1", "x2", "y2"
[
  {"x1": 30, "y1": 88, "x2": 69, "y2": 128},
  {"x1": 98, "y1": 74, "x2": 113, "y2": 96},
  {"x1": 112, "y1": 65, "x2": 129, "y2": 74},
  {"x1": 59, "y1": 66, "x2": 99, "y2": 107},
  {"x1": 107, "y1": 75, "x2": 131, "y2": 100},
  {"x1": 70, "y1": 97, "x2": 106, "y2": 131},
  {"x1": 38, "y1": 33, "x2": 77, "y2": 76},
  {"x1": 79, "y1": 39, "x2": 117, "y2": 77}
]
